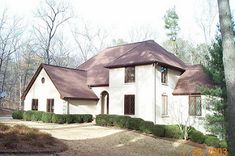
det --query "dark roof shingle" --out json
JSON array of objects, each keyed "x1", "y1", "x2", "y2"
[
  {"x1": 22, "y1": 64, "x2": 98, "y2": 100},
  {"x1": 173, "y1": 64, "x2": 214, "y2": 95}
]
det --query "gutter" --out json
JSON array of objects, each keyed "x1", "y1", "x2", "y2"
[{"x1": 154, "y1": 63, "x2": 157, "y2": 124}]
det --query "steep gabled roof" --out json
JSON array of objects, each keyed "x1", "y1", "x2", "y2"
[
  {"x1": 173, "y1": 65, "x2": 214, "y2": 95},
  {"x1": 78, "y1": 40, "x2": 186, "y2": 86},
  {"x1": 21, "y1": 64, "x2": 98, "y2": 100},
  {"x1": 105, "y1": 40, "x2": 186, "y2": 71}
]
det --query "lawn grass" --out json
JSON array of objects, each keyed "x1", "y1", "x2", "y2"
[{"x1": 0, "y1": 123, "x2": 67, "y2": 154}]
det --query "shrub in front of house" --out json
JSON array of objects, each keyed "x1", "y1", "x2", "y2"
[
  {"x1": 73, "y1": 115, "x2": 83, "y2": 123},
  {"x1": 151, "y1": 124, "x2": 165, "y2": 137},
  {"x1": 82, "y1": 114, "x2": 93, "y2": 123},
  {"x1": 96, "y1": 114, "x2": 109, "y2": 126},
  {"x1": 65, "y1": 114, "x2": 75, "y2": 124},
  {"x1": 219, "y1": 140, "x2": 227, "y2": 148},
  {"x1": 204, "y1": 135, "x2": 220, "y2": 147},
  {"x1": 31, "y1": 111, "x2": 44, "y2": 121},
  {"x1": 188, "y1": 129, "x2": 205, "y2": 144},
  {"x1": 139, "y1": 121, "x2": 154, "y2": 134},
  {"x1": 126, "y1": 117, "x2": 144, "y2": 130},
  {"x1": 164, "y1": 125, "x2": 183, "y2": 139},
  {"x1": 113, "y1": 115, "x2": 131, "y2": 128},
  {"x1": 52, "y1": 114, "x2": 66, "y2": 124},
  {"x1": 23, "y1": 111, "x2": 34, "y2": 121},
  {"x1": 41, "y1": 112, "x2": 53, "y2": 123},
  {"x1": 12, "y1": 110, "x2": 24, "y2": 119}
]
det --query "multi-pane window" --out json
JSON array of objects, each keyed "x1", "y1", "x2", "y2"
[
  {"x1": 124, "y1": 95, "x2": 135, "y2": 115},
  {"x1": 189, "y1": 96, "x2": 201, "y2": 116},
  {"x1": 32, "y1": 99, "x2": 38, "y2": 111},
  {"x1": 161, "y1": 66, "x2": 168, "y2": 84},
  {"x1": 162, "y1": 94, "x2": 168, "y2": 116},
  {"x1": 47, "y1": 99, "x2": 54, "y2": 113},
  {"x1": 125, "y1": 67, "x2": 135, "y2": 83}
]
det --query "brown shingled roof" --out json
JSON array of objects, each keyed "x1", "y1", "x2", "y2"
[
  {"x1": 78, "y1": 40, "x2": 186, "y2": 86},
  {"x1": 105, "y1": 40, "x2": 186, "y2": 71},
  {"x1": 173, "y1": 65, "x2": 214, "y2": 95},
  {"x1": 21, "y1": 64, "x2": 98, "y2": 100}
]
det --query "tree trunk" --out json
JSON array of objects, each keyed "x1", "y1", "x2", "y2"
[{"x1": 217, "y1": 0, "x2": 235, "y2": 154}]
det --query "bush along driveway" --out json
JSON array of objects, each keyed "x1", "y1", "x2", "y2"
[
  {"x1": 95, "y1": 114, "x2": 227, "y2": 149},
  {"x1": 4, "y1": 110, "x2": 228, "y2": 156}
]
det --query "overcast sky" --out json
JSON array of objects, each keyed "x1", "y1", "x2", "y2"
[{"x1": 1, "y1": 0, "x2": 235, "y2": 45}]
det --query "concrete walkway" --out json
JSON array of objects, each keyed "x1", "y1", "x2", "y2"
[{"x1": 0, "y1": 118, "x2": 123, "y2": 140}]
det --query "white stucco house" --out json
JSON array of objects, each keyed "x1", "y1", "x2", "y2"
[{"x1": 22, "y1": 40, "x2": 214, "y2": 132}]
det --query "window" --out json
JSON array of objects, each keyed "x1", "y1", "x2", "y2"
[
  {"x1": 161, "y1": 66, "x2": 168, "y2": 84},
  {"x1": 124, "y1": 95, "x2": 135, "y2": 115},
  {"x1": 189, "y1": 96, "x2": 201, "y2": 116},
  {"x1": 32, "y1": 99, "x2": 38, "y2": 111},
  {"x1": 47, "y1": 99, "x2": 54, "y2": 113},
  {"x1": 41, "y1": 77, "x2": 45, "y2": 84},
  {"x1": 125, "y1": 67, "x2": 135, "y2": 83},
  {"x1": 162, "y1": 94, "x2": 168, "y2": 116}
]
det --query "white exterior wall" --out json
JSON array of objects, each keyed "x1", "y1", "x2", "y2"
[
  {"x1": 108, "y1": 64, "x2": 155, "y2": 121},
  {"x1": 24, "y1": 69, "x2": 66, "y2": 114},
  {"x1": 24, "y1": 68, "x2": 99, "y2": 115}
]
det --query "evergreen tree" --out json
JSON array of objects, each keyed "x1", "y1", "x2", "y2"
[{"x1": 204, "y1": 22, "x2": 234, "y2": 139}]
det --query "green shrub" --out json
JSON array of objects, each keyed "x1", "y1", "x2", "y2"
[
  {"x1": 164, "y1": 125, "x2": 183, "y2": 139},
  {"x1": 12, "y1": 110, "x2": 24, "y2": 119},
  {"x1": 126, "y1": 117, "x2": 144, "y2": 130},
  {"x1": 96, "y1": 114, "x2": 109, "y2": 126},
  {"x1": 52, "y1": 114, "x2": 66, "y2": 124},
  {"x1": 31, "y1": 111, "x2": 43, "y2": 121},
  {"x1": 204, "y1": 135, "x2": 220, "y2": 147},
  {"x1": 139, "y1": 121, "x2": 154, "y2": 134},
  {"x1": 219, "y1": 140, "x2": 227, "y2": 148},
  {"x1": 113, "y1": 115, "x2": 131, "y2": 128},
  {"x1": 151, "y1": 124, "x2": 165, "y2": 137},
  {"x1": 73, "y1": 115, "x2": 83, "y2": 123},
  {"x1": 23, "y1": 111, "x2": 34, "y2": 121},
  {"x1": 82, "y1": 114, "x2": 93, "y2": 123},
  {"x1": 41, "y1": 112, "x2": 53, "y2": 123},
  {"x1": 189, "y1": 129, "x2": 205, "y2": 144},
  {"x1": 65, "y1": 115, "x2": 75, "y2": 124}
]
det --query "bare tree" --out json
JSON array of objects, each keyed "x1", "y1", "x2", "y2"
[
  {"x1": 34, "y1": 0, "x2": 72, "y2": 64},
  {"x1": 72, "y1": 23, "x2": 108, "y2": 63},
  {"x1": 194, "y1": 0, "x2": 218, "y2": 44},
  {"x1": 217, "y1": 0, "x2": 235, "y2": 154},
  {"x1": 128, "y1": 25, "x2": 158, "y2": 42}
]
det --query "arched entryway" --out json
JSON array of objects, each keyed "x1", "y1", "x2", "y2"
[{"x1": 101, "y1": 91, "x2": 109, "y2": 114}]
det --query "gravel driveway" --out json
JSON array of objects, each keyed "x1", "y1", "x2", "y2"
[{"x1": 0, "y1": 118, "x2": 199, "y2": 156}]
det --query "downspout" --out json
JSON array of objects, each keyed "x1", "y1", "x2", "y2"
[
  {"x1": 154, "y1": 63, "x2": 157, "y2": 124},
  {"x1": 67, "y1": 99, "x2": 70, "y2": 115}
]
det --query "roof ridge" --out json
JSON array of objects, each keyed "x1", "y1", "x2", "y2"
[
  {"x1": 105, "y1": 40, "x2": 154, "y2": 49},
  {"x1": 42, "y1": 63, "x2": 86, "y2": 72},
  {"x1": 104, "y1": 42, "x2": 144, "y2": 67}
]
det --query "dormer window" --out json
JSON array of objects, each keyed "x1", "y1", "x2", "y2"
[
  {"x1": 161, "y1": 66, "x2": 168, "y2": 84},
  {"x1": 125, "y1": 67, "x2": 135, "y2": 83}
]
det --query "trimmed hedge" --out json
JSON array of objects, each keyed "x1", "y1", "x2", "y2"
[
  {"x1": 12, "y1": 110, "x2": 93, "y2": 124},
  {"x1": 204, "y1": 135, "x2": 220, "y2": 147},
  {"x1": 41, "y1": 112, "x2": 53, "y2": 123},
  {"x1": 12, "y1": 110, "x2": 24, "y2": 119},
  {"x1": 126, "y1": 117, "x2": 144, "y2": 130},
  {"x1": 151, "y1": 124, "x2": 165, "y2": 137},
  {"x1": 188, "y1": 129, "x2": 205, "y2": 144},
  {"x1": 23, "y1": 111, "x2": 34, "y2": 121},
  {"x1": 31, "y1": 111, "x2": 43, "y2": 121},
  {"x1": 139, "y1": 121, "x2": 154, "y2": 134},
  {"x1": 164, "y1": 125, "x2": 183, "y2": 139},
  {"x1": 52, "y1": 114, "x2": 66, "y2": 124}
]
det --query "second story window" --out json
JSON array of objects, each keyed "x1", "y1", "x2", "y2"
[
  {"x1": 125, "y1": 67, "x2": 135, "y2": 83},
  {"x1": 161, "y1": 66, "x2": 168, "y2": 84}
]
